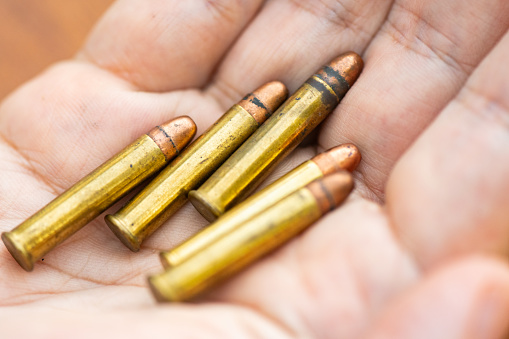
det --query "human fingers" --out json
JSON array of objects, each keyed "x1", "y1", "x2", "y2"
[
  {"x1": 387, "y1": 29, "x2": 509, "y2": 269},
  {"x1": 80, "y1": 0, "x2": 265, "y2": 91},
  {"x1": 320, "y1": 0, "x2": 509, "y2": 200},
  {"x1": 205, "y1": 0, "x2": 393, "y2": 108},
  {"x1": 0, "y1": 303, "x2": 293, "y2": 338},
  {"x1": 367, "y1": 256, "x2": 509, "y2": 339}
]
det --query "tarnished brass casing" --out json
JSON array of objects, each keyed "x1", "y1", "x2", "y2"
[
  {"x1": 161, "y1": 144, "x2": 360, "y2": 268},
  {"x1": 105, "y1": 82, "x2": 288, "y2": 252},
  {"x1": 189, "y1": 52, "x2": 363, "y2": 221},
  {"x1": 149, "y1": 172, "x2": 354, "y2": 302},
  {"x1": 2, "y1": 117, "x2": 196, "y2": 271}
]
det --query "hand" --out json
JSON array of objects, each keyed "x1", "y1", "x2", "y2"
[{"x1": 1, "y1": 0, "x2": 509, "y2": 337}]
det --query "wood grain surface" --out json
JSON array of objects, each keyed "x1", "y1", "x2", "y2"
[{"x1": 0, "y1": 0, "x2": 114, "y2": 100}]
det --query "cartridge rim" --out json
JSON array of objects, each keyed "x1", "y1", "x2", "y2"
[
  {"x1": 148, "y1": 273, "x2": 181, "y2": 302},
  {"x1": 159, "y1": 251, "x2": 172, "y2": 269},
  {"x1": 188, "y1": 190, "x2": 223, "y2": 222},
  {"x1": 148, "y1": 275, "x2": 167, "y2": 302},
  {"x1": 2, "y1": 232, "x2": 33, "y2": 271},
  {"x1": 104, "y1": 214, "x2": 141, "y2": 252}
]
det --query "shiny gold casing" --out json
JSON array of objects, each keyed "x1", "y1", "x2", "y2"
[
  {"x1": 149, "y1": 188, "x2": 321, "y2": 302},
  {"x1": 2, "y1": 135, "x2": 167, "y2": 271},
  {"x1": 161, "y1": 160, "x2": 323, "y2": 268},
  {"x1": 189, "y1": 77, "x2": 343, "y2": 220},
  {"x1": 105, "y1": 105, "x2": 261, "y2": 251}
]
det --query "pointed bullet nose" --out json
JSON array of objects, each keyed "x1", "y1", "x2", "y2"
[
  {"x1": 238, "y1": 81, "x2": 289, "y2": 124},
  {"x1": 331, "y1": 52, "x2": 364, "y2": 88},
  {"x1": 312, "y1": 143, "x2": 361, "y2": 175},
  {"x1": 147, "y1": 116, "x2": 197, "y2": 161},
  {"x1": 315, "y1": 52, "x2": 363, "y2": 100}
]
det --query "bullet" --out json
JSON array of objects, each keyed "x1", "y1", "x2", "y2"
[
  {"x1": 189, "y1": 52, "x2": 363, "y2": 221},
  {"x1": 105, "y1": 82, "x2": 289, "y2": 251},
  {"x1": 161, "y1": 143, "x2": 360, "y2": 268},
  {"x1": 149, "y1": 172, "x2": 354, "y2": 302},
  {"x1": 2, "y1": 117, "x2": 197, "y2": 271}
]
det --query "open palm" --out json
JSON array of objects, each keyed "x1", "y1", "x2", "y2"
[{"x1": 1, "y1": 0, "x2": 509, "y2": 337}]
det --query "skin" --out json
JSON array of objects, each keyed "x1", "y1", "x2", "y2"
[{"x1": 1, "y1": 0, "x2": 509, "y2": 337}]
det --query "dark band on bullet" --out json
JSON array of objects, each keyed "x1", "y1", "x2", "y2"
[
  {"x1": 243, "y1": 93, "x2": 268, "y2": 111},
  {"x1": 147, "y1": 117, "x2": 197, "y2": 161},
  {"x1": 238, "y1": 82, "x2": 288, "y2": 125},
  {"x1": 306, "y1": 172, "x2": 354, "y2": 215},
  {"x1": 250, "y1": 96, "x2": 268, "y2": 112},
  {"x1": 241, "y1": 93, "x2": 271, "y2": 124},
  {"x1": 305, "y1": 77, "x2": 340, "y2": 108},
  {"x1": 157, "y1": 125, "x2": 179, "y2": 155},
  {"x1": 315, "y1": 66, "x2": 351, "y2": 100},
  {"x1": 318, "y1": 180, "x2": 336, "y2": 212}
]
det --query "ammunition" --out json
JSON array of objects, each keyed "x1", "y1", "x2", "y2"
[
  {"x1": 2, "y1": 117, "x2": 196, "y2": 271},
  {"x1": 161, "y1": 144, "x2": 360, "y2": 268},
  {"x1": 149, "y1": 172, "x2": 354, "y2": 302},
  {"x1": 189, "y1": 52, "x2": 363, "y2": 221},
  {"x1": 105, "y1": 82, "x2": 288, "y2": 251}
]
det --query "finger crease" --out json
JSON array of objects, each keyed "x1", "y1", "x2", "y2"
[
  {"x1": 287, "y1": 0, "x2": 372, "y2": 40},
  {"x1": 384, "y1": 2, "x2": 475, "y2": 76},
  {"x1": 208, "y1": 77, "x2": 247, "y2": 110},
  {"x1": 0, "y1": 132, "x2": 65, "y2": 196},
  {"x1": 458, "y1": 84, "x2": 509, "y2": 130}
]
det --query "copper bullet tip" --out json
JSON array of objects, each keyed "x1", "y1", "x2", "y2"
[
  {"x1": 312, "y1": 143, "x2": 361, "y2": 175},
  {"x1": 238, "y1": 81, "x2": 289, "y2": 125},
  {"x1": 307, "y1": 171, "x2": 354, "y2": 214},
  {"x1": 330, "y1": 52, "x2": 364, "y2": 88},
  {"x1": 315, "y1": 52, "x2": 363, "y2": 99},
  {"x1": 147, "y1": 116, "x2": 197, "y2": 160}
]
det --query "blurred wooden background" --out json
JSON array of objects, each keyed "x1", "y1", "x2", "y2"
[{"x1": 0, "y1": 0, "x2": 114, "y2": 100}]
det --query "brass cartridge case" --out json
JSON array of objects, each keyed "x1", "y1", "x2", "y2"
[
  {"x1": 105, "y1": 82, "x2": 288, "y2": 251},
  {"x1": 189, "y1": 52, "x2": 363, "y2": 221},
  {"x1": 149, "y1": 172, "x2": 354, "y2": 302},
  {"x1": 161, "y1": 143, "x2": 360, "y2": 268},
  {"x1": 2, "y1": 117, "x2": 196, "y2": 271}
]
